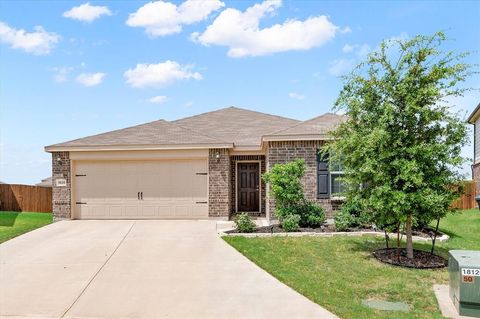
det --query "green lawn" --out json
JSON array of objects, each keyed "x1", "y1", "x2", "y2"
[
  {"x1": 0, "y1": 211, "x2": 53, "y2": 244},
  {"x1": 224, "y1": 209, "x2": 480, "y2": 319}
]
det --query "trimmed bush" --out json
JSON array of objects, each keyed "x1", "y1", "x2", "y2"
[
  {"x1": 234, "y1": 213, "x2": 257, "y2": 233},
  {"x1": 281, "y1": 214, "x2": 300, "y2": 232},
  {"x1": 334, "y1": 200, "x2": 369, "y2": 231},
  {"x1": 334, "y1": 208, "x2": 355, "y2": 231},
  {"x1": 298, "y1": 201, "x2": 326, "y2": 227}
]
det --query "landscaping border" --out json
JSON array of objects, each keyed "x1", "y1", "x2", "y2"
[{"x1": 220, "y1": 230, "x2": 450, "y2": 242}]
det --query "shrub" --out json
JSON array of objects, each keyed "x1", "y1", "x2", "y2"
[
  {"x1": 234, "y1": 213, "x2": 256, "y2": 233},
  {"x1": 281, "y1": 214, "x2": 300, "y2": 232},
  {"x1": 262, "y1": 159, "x2": 305, "y2": 209},
  {"x1": 334, "y1": 200, "x2": 368, "y2": 231},
  {"x1": 276, "y1": 205, "x2": 297, "y2": 221},
  {"x1": 334, "y1": 208, "x2": 355, "y2": 231},
  {"x1": 297, "y1": 201, "x2": 326, "y2": 227}
]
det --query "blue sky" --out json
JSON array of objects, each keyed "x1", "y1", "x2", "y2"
[{"x1": 1, "y1": 0, "x2": 479, "y2": 185}]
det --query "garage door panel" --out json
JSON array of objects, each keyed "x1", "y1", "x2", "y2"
[
  {"x1": 74, "y1": 159, "x2": 208, "y2": 219},
  {"x1": 157, "y1": 205, "x2": 173, "y2": 218},
  {"x1": 109, "y1": 206, "x2": 124, "y2": 217},
  {"x1": 174, "y1": 205, "x2": 190, "y2": 217}
]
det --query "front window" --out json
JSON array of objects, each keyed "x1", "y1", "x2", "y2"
[{"x1": 317, "y1": 152, "x2": 345, "y2": 198}]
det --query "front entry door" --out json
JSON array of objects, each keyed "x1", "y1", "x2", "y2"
[{"x1": 237, "y1": 162, "x2": 259, "y2": 212}]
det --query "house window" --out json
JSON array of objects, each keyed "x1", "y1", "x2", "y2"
[{"x1": 317, "y1": 152, "x2": 345, "y2": 198}]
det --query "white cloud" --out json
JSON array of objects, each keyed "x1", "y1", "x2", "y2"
[
  {"x1": 184, "y1": 100, "x2": 194, "y2": 107},
  {"x1": 63, "y1": 2, "x2": 112, "y2": 22},
  {"x1": 342, "y1": 44, "x2": 354, "y2": 53},
  {"x1": 328, "y1": 58, "x2": 355, "y2": 76},
  {"x1": 329, "y1": 43, "x2": 371, "y2": 76},
  {"x1": 356, "y1": 43, "x2": 370, "y2": 57},
  {"x1": 124, "y1": 60, "x2": 202, "y2": 88},
  {"x1": 52, "y1": 66, "x2": 73, "y2": 83},
  {"x1": 76, "y1": 72, "x2": 106, "y2": 86},
  {"x1": 191, "y1": 0, "x2": 341, "y2": 57},
  {"x1": 126, "y1": 0, "x2": 224, "y2": 37},
  {"x1": 342, "y1": 43, "x2": 370, "y2": 57},
  {"x1": 147, "y1": 95, "x2": 168, "y2": 104},
  {"x1": 0, "y1": 21, "x2": 59, "y2": 55},
  {"x1": 289, "y1": 92, "x2": 305, "y2": 100}
]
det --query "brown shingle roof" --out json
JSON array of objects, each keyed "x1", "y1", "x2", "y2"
[
  {"x1": 46, "y1": 119, "x2": 224, "y2": 148},
  {"x1": 173, "y1": 106, "x2": 300, "y2": 146},
  {"x1": 45, "y1": 107, "x2": 344, "y2": 151},
  {"x1": 265, "y1": 113, "x2": 346, "y2": 137}
]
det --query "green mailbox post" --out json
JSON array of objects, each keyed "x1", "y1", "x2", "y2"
[{"x1": 449, "y1": 250, "x2": 480, "y2": 317}]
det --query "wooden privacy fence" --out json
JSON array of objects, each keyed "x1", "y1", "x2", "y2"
[
  {"x1": 0, "y1": 184, "x2": 52, "y2": 213},
  {"x1": 451, "y1": 180, "x2": 476, "y2": 210}
]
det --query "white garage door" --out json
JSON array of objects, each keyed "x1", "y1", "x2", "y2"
[{"x1": 73, "y1": 160, "x2": 208, "y2": 219}]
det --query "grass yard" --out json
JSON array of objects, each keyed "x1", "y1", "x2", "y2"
[
  {"x1": 224, "y1": 209, "x2": 480, "y2": 319},
  {"x1": 0, "y1": 211, "x2": 53, "y2": 244}
]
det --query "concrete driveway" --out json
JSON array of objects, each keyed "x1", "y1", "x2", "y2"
[{"x1": 0, "y1": 220, "x2": 338, "y2": 319}]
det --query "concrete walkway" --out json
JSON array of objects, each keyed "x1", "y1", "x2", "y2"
[{"x1": 0, "y1": 220, "x2": 338, "y2": 319}]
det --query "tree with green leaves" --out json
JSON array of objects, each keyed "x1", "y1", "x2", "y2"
[{"x1": 325, "y1": 32, "x2": 473, "y2": 259}]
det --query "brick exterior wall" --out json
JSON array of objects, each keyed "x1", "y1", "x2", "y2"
[
  {"x1": 208, "y1": 148, "x2": 230, "y2": 218},
  {"x1": 230, "y1": 155, "x2": 266, "y2": 217},
  {"x1": 266, "y1": 141, "x2": 343, "y2": 219},
  {"x1": 473, "y1": 163, "x2": 480, "y2": 197},
  {"x1": 52, "y1": 151, "x2": 71, "y2": 221}
]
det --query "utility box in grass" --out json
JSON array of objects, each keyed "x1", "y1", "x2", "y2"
[{"x1": 449, "y1": 250, "x2": 480, "y2": 317}]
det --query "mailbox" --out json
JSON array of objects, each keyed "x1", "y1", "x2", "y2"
[{"x1": 449, "y1": 250, "x2": 480, "y2": 317}]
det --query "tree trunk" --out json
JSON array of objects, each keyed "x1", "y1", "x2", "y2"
[
  {"x1": 384, "y1": 230, "x2": 389, "y2": 248},
  {"x1": 406, "y1": 214, "x2": 414, "y2": 259},
  {"x1": 396, "y1": 222, "x2": 401, "y2": 248},
  {"x1": 431, "y1": 216, "x2": 440, "y2": 254}
]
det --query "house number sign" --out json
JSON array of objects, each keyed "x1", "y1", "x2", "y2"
[
  {"x1": 462, "y1": 268, "x2": 480, "y2": 276},
  {"x1": 56, "y1": 179, "x2": 67, "y2": 187}
]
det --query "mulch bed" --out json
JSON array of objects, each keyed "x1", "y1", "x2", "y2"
[{"x1": 372, "y1": 248, "x2": 447, "y2": 269}]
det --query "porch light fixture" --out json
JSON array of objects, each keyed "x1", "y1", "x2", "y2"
[
  {"x1": 56, "y1": 156, "x2": 62, "y2": 165},
  {"x1": 215, "y1": 153, "x2": 220, "y2": 160}
]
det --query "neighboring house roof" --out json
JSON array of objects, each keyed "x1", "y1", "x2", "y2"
[
  {"x1": 467, "y1": 102, "x2": 480, "y2": 124},
  {"x1": 45, "y1": 106, "x2": 345, "y2": 152},
  {"x1": 173, "y1": 107, "x2": 300, "y2": 146},
  {"x1": 36, "y1": 177, "x2": 52, "y2": 187}
]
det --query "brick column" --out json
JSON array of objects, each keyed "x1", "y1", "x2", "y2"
[
  {"x1": 52, "y1": 151, "x2": 71, "y2": 221},
  {"x1": 208, "y1": 148, "x2": 230, "y2": 218}
]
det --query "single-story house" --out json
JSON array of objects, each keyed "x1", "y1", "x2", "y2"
[
  {"x1": 45, "y1": 107, "x2": 346, "y2": 221},
  {"x1": 467, "y1": 102, "x2": 480, "y2": 195}
]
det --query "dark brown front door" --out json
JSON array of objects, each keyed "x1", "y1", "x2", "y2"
[{"x1": 237, "y1": 162, "x2": 259, "y2": 212}]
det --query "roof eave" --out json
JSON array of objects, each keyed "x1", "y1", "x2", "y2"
[
  {"x1": 261, "y1": 134, "x2": 334, "y2": 142},
  {"x1": 467, "y1": 103, "x2": 480, "y2": 124},
  {"x1": 44, "y1": 143, "x2": 234, "y2": 153}
]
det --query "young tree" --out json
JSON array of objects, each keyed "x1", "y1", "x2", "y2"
[{"x1": 325, "y1": 32, "x2": 473, "y2": 259}]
